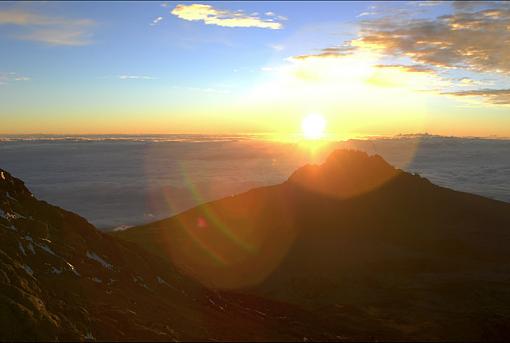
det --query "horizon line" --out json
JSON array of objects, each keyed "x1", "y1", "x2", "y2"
[{"x1": 0, "y1": 132, "x2": 509, "y2": 141}]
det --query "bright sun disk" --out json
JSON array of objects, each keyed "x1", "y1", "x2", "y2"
[{"x1": 301, "y1": 113, "x2": 326, "y2": 140}]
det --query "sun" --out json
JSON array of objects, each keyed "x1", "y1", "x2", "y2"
[{"x1": 301, "y1": 113, "x2": 326, "y2": 140}]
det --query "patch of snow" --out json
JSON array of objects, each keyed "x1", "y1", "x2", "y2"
[
  {"x1": 37, "y1": 244, "x2": 57, "y2": 256},
  {"x1": 86, "y1": 251, "x2": 113, "y2": 270},
  {"x1": 26, "y1": 242, "x2": 35, "y2": 254},
  {"x1": 0, "y1": 208, "x2": 6, "y2": 219},
  {"x1": 207, "y1": 295, "x2": 225, "y2": 312},
  {"x1": 0, "y1": 171, "x2": 5, "y2": 180},
  {"x1": 156, "y1": 276, "x2": 170, "y2": 286},
  {"x1": 24, "y1": 237, "x2": 58, "y2": 257},
  {"x1": 84, "y1": 331, "x2": 95, "y2": 340},
  {"x1": 253, "y1": 309, "x2": 267, "y2": 317},
  {"x1": 18, "y1": 241, "x2": 26, "y2": 256},
  {"x1": 5, "y1": 213, "x2": 17, "y2": 220},
  {"x1": 6, "y1": 193, "x2": 17, "y2": 202},
  {"x1": 50, "y1": 266, "x2": 63, "y2": 274},
  {"x1": 65, "y1": 261, "x2": 81, "y2": 277},
  {"x1": 5, "y1": 211, "x2": 26, "y2": 220},
  {"x1": 91, "y1": 277, "x2": 102, "y2": 283},
  {"x1": 131, "y1": 275, "x2": 151, "y2": 291},
  {"x1": 132, "y1": 275, "x2": 144, "y2": 283},
  {"x1": 0, "y1": 220, "x2": 18, "y2": 231},
  {"x1": 22, "y1": 264, "x2": 33, "y2": 276},
  {"x1": 40, "y1": 238, "x2": 52, "y2": 244}
]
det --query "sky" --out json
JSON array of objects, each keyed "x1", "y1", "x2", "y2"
[{"x1": 0, "y1": 1, "x2": 509, "y2": 137}]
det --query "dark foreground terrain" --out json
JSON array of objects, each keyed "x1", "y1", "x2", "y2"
[
  {"x1": 2, "y1": 149, "x2": 510, "y2": 341},
  {"x1": 0, "y1": 167, "x2": 335, "y2": 341}
]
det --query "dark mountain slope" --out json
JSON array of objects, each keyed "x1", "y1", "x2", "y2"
[
  {"x1": 0, "y1": 168, "x2": 336, "y2": 341},
  {"x1": 116, "y1": 149, "x2": 510, "y2": 340}
]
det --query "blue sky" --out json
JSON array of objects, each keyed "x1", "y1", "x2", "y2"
[{"x1": 1, "y1": 1, "x2": 509, "y2": 136}]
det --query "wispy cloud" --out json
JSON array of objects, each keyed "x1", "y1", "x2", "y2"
[
  {"x1": 118, "y1": 75, "x2": 157, "y2": 80},
  {"x1": 357, "y1": 11, "x2": 375, "y2": 17},
  {"x1": 150, "y1": 16, "x2": 164, "y2": 26},
  {"x1": 18, "y1": 29, "x2": 93, "y2": 46},
  {"x1": 171, "y1": 3, "x2": 284, "y2": 29},
  {"x1": 374, "y1": 64, "x2": 437, "y2": 74},
  {"x1": 292, "y1": 45, "x2": 358, "y2": 60},
  {"x1": 0, "y1": 9, "x2": 95, "y2": 46},
  {"x1": 0, "y1": 72, "x2": 30, "y2": 86},
  {"x1": 269, "y1": 43, "x2": 285, "y2": 51},
  {"x1": 442, "y1": 88, "x2": 510, "y2": 105},
  {"x1": 417, "y1": 1, "x2": 444, "y2": 7}
]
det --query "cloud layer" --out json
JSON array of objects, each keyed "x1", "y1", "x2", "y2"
[
  {"x1": 288, "y1": 2, "x2": 510, "y2": 105},
  {"x1": 357, "y1": 6, "x2": 510, "y2": 74},
  {"x1": 171, "y1": 3, "x2": 283, "y2": 29}
]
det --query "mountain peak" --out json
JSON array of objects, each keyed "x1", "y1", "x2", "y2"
[{"x1": 287, "y1": 149, "x2": 399, "y2": 199}]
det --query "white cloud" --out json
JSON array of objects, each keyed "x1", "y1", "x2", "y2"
[
  {"x1": 269, "y1": 43, "x2": 285, "y2": 51},
  {"x1": 0, "y1": 72, "x2": 31, "y2": 86},
  {"x1": 357, "y1": 12, "x2": 375, "y2": 17},
  {"x1": 118, "y1": 75, "x2": 157, "y2": 80},
  {"x1": 150, "y1": 16, "x2": 164, "y2": 26},
  {"x1": 171, "y1": 3, "x2": 283, "y2": 29}
]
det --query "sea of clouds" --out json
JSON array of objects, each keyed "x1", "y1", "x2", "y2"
[{"x1": 0, "y1": 134, "x2": 508, "y2": 229}]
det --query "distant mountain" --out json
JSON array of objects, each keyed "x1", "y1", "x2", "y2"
[
  {"x1": 0, "y1": 169, "x2": 336, "y2": 341},
  {"x1": 116, "y1": 149, "x2": 510, "y2": 340}
]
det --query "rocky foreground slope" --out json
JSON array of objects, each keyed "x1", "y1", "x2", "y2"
[
  {"x1": 117, "y1": 150, "x2": 510, "y2": 341},
  {"x1": 0, "y1": 168, "x2": 336, "y2": 341}
]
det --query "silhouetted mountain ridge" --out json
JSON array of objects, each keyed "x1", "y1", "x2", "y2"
[{"x1": 117, "y1": 149, "x2": 510, "y2": 340}]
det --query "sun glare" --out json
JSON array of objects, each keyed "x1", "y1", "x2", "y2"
[{"x1": 302, "y1": 113, "x2": 326, "y2": 140}]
